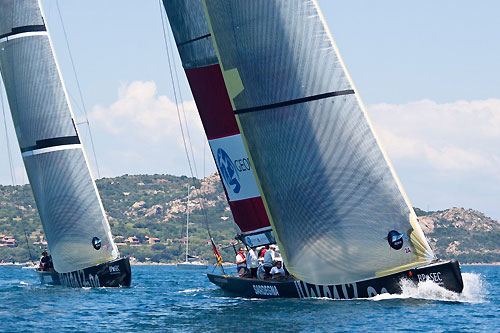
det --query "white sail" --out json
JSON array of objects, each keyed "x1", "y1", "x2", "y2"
[
  {"x1": 0, "y1": 0, "x2": 118, "y2": 273},
  {"x1": 203, "y1": 0, "x2": 435, "y2": 285}
]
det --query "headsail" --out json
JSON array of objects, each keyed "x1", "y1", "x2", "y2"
[
  {"x1": 162, "y1": 0, "x2": 275, "y2": 246},
  {"x1": 202, "y1": 0, "x2": 435, "y2": 285},
  {"x1": 0, "y1": 0, "x2": 118, "y2": 273}
]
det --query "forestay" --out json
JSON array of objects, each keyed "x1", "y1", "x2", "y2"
[
  {"x1": 163, "y1": 0, "x2": 275, "y2": 246},
  {"x1": 0, "y1": 0, "x2": 118, "y2": 273},
  {"x1": 203, "y1": 0, "x2": 435, "y2": 285}
]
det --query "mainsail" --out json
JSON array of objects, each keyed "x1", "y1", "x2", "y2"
[
  {"x1": 162, "y1": 0, "x2": 274, "y2": 246},
  {"x1": 201, "y1": 0, "x2": 435, "y2": 285},
  {"x1": 0, "y1": 0, "x2": 118, "y2": 273}
]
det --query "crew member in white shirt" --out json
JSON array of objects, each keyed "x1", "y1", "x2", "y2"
[
  {"x1": 263, "y1": 244, "x2": 276, "y2": 278},
  {"x1": 270, "y1": 260, "x2": 285, "y2": 279},
  {"x1": 246, "y1": 246, "x2": 259, "y2": 278}
]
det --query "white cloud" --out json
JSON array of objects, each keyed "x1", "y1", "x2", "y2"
[
  {"x1": 90, "y1": 80, "x2": 201, "y2": 143},
  {"x1": 369, "y1": 99, "x2": 500, "y2": 173},
  {"x1": 87, "y1": 81, "x2": 214, "y2": 178}
]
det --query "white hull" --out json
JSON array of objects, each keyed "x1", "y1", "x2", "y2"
[{"x1": 177, "y1": 262, "x2": 208, "y2": 270}]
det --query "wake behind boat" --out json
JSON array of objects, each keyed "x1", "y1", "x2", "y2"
[
  {"x1": 0, "y1": 0, "x2": 130, "y2": 287},
  {"x1": 162, "y1": 0, "x2": 464, "y2": 298}
]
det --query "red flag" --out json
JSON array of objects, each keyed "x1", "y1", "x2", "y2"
[{"x1": 211, "y1": 238, "x2": 226, "y2": 275}]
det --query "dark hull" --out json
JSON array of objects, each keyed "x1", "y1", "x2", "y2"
[
  {"x1": 207, "y1": 260, "x2": 463, "y2": 299},
  {"x1": 39, "y1": 257, "x2": 131, "y2": 288}
]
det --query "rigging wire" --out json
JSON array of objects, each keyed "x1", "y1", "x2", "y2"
[
  {"x1": 158, "y1": 0, "x2": 216, "y2": 242},
  {"x1": 165, "y1": 25, "x2": 199, "y2": 178},
  {"x1": 0, "y1": 80, "x2": 16, "y2": 186},
  {"x1": 1, "y1": 79, "x2": 33, "y2": 261},
  {"x1": 55, "y1": 0, "x2": 101, "y2": 179},
  {"x1": 158, "y1": 1, "x2": 193, "y2": 177}
]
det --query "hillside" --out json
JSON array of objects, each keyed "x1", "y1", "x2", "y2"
[
  {"x1": 416, "y1": 207, "x2": 500, "y2": 263},
  {"x1": 0, "y1": 174, "x2": 498, "y2": 264}
]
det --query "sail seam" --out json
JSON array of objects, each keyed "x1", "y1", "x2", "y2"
[
  {"x1": 177, "y1": 33, "x2": 211, "y2": 47},
  {"x1": 0, "y1": 25, "x2": 46, "y2": 40},
  {"x1": 234, "y1": 89, "x2": 355, "y2": 114},
  {"x1": 20, "y1": 135, "x2": 81, "y2": 153}
]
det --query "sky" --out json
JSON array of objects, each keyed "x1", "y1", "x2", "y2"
[{"x1": 0, "y1": 0, "x2": 499, "y2": 220}]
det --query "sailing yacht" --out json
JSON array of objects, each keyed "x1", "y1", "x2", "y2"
[
  {"x1": 162, "y1": 0, "x2": 463, "y2": 299},
  {"x1": 0, "y1": 0, "x2": 130, "y2": 287},
  {"x1": 177, "y1": 185, "x2": 208, "y2": 269}
]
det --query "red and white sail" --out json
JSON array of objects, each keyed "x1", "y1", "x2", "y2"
[{"x1": 163, "y1": 0, "x2": 274, "y2": 246}]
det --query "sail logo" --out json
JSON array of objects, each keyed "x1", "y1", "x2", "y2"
[
  {"x1": 92, "y1": 237, "x2": 102, "y2": 250},
  {"x1": 387, "y1": 230, "x2": 404, "y2": 250},
  {"x1": 217, "y1": 148, "x2": 241, "y2": 193},
  {"x1": 209, "y1": 134, "x2": 261, "y2": 202}
]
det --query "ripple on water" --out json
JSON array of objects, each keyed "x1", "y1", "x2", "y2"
[{"x1": 0, "y1": 265, "x2": 497, "y2": 332}]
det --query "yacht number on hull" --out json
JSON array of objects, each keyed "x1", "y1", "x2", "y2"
[{"x1": 59, "y1": 270, "x2": 100, "y2": 288}]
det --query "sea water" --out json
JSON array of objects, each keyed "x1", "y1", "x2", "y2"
[{"x1": 0, "y1": 265, "x2": 497, "y2": 332}]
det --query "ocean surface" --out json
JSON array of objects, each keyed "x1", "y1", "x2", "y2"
[{"x1": 0, "y1": 264, "x2": 497, "y2": 332}]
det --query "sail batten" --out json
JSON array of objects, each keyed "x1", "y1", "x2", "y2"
[
  {"x1": 203, "y1": 0, "x2": 434, "y2": 285},
  {"x1": 234, "y1": 89, "x2": 355, "y2": 114},
  {"x1": 0, "y1": 0, "x2": 118, "y2": 273}
]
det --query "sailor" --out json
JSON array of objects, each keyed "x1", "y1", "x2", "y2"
[
  {"x1": 48, "y1": 255, "x2": 54, "y2": 269},
  {"x1": 263, "y1": 244, "x2": 276, "y2": 278},
  {"x1": 259, "y1": 245, "x2": 269, "y2": 259},
  {"x1": 246, "y1": 246, "x2": 259, "y2": 278},
  {"x1": 270, "y1": 260, "x2": 285, "y2": 279},
  {"x1": 40, "y1": 250, "x2": 50, "y2": 271},
  {"x1": 235, "y1": 247, "x2": 247, "y2": 277}
]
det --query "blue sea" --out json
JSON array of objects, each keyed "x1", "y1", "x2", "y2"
[{"x1": 0, "y1": 264, "x2": 497, "y2": 332}]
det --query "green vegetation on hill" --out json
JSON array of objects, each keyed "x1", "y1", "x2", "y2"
[
  {"x1": 0, "y1": 173, "x2": 238, "y2": 264},
  {"x1": 0, "y1": 174, "x2": 498, "y2": 264}
]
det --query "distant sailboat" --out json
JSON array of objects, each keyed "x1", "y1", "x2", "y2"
[
  {"x1": 163, "y1": 0, "x2": 463, "y2": 298},
  {"x1": 0, "y1": 0, "x2": 130, "y2": 287},
  {"x1": 177, "y1": 185, "x2": 208, "y2": 269}
]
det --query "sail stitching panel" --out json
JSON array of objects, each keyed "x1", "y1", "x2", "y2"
[
  {"x1": 0, "y1": 24, "x2": 46, "y2": 40},
  {"x1": 234, "y1": 89, "x2": 355, "y2": 114}
]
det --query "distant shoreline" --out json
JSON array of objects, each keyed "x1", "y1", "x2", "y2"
[{"x1": 1, "y1": 261, "x2": 497, "y2": 266}]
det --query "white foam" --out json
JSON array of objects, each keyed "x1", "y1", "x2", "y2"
[
  {"x1": 370, "y1": 273, "x2": 486, "y2": 303},
  {"x1": 177, "y1": 288, "x2": 205, "y2": 293}
]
